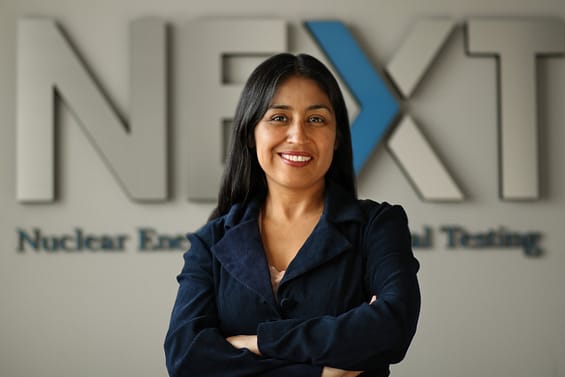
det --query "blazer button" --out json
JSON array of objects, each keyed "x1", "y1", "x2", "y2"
[{"x1": 280, "y1": 298, "x2": 296, "y2": 311}]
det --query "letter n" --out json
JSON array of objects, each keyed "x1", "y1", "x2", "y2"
[{"x1": 16, "y1": 18, "x2": 167, "y2": 202}]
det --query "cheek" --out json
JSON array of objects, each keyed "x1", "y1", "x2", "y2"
[
  {"x1": 324, "y1": 149, "x2": 336, "y2": 169},
  {"x1": 254, "y1": 128, "x2": 280, "y2": 156},
  {"x1": 321, "y1": 132, "x2": 337, "y2": 161},
  {"x1": 253, "y1": 133, "x2": 273, "y2": 169},
  {"x1": 255, "y1": 148, "x2": 268, "y2": 168}
]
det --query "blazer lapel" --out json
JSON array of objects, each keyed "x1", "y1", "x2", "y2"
[
  {"x1": 209, "y1": 181, "x2": 365, "y2": 307},
  {"x1": 211, "y1": 219, "x2": 277, "y2": 308},
  {"x1": 280, "y1": 182, "x2": 365, "y2": 285},
  {"x1": 280, "y1": 218, "x2": 352, "y2": 284}
]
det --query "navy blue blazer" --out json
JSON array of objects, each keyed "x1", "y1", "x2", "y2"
[{"x1": 164, "y1": 183, "x2": 420, "y2": 377}]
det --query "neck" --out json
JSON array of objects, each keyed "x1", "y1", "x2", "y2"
[{"x1": 263, "y1": 182, "x2": 325, "y2": 221}]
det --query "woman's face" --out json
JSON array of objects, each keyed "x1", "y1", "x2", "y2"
[{"x1": 254, "y1": 76, "x2": 337, "y2": 194}]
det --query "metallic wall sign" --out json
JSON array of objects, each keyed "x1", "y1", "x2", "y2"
[
  {"x1": 15, "y1": 17, "x2": 565, "y2": 203},
  {"x1": 17, "y1": 18, "x2": 167, "y2": 202},
  {"x1": 467, "y1": 19, "x2": 565, "y2": 200},
  {"x1": 183, "y1": 19, "x2": 286, "y2": 200}
]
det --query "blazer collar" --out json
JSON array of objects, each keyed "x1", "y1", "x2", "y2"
[
  {"x1": 280, "y1": 182, "x2": 366, "y2": 285},
  {"x1": 211, "y1": 181, "x2": 366, "y2": 307},
  {"x1": 322, "y1": 181, "x2": 365, "y2": 224}
]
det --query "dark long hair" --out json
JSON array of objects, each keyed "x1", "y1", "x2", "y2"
[{"x1": 209, "y1": 53, "x2": 356, "y2": 220}]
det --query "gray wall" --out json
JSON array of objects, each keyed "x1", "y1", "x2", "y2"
[{"x1": 1, "y1": 0, "x2": 564, "y2": 376}]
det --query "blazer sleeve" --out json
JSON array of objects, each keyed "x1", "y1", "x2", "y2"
[
  {"x1": 164, "y1": 232, "x2": 323, "y2": 377},
  {"x1": 256, "y1": 204, "x2": 421, "y2": 371}
]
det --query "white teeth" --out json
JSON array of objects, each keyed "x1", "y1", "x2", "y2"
[{"x1": 281, "y1": 154, "x2": 312, "y2": 162}]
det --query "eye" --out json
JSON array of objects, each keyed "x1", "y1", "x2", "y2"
[
  {"x1": 270, "y1": 114, "x2": 288, "y2": 122},
  {"x1": 308, "y1": 115, "x2": 325, "y2": 124}
]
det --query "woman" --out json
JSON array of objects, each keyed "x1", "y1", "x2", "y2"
[{"x1": 164, "y1": 53, "x2": 420, "y2": 377}]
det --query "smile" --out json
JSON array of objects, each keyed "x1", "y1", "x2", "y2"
[{"x1": 280, "y1": 153, "x2": 313, "y2": 164}]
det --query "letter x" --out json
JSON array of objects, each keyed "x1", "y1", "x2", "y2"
[{"x1": 306, "y1": 20, "x2": 464, "y2": 201}]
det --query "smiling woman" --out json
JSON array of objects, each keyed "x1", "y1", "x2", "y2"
[
  {"x1": 254, "y1": 76, "x2": 337, "y2": 198},
  {"x1": 164, "y1": 53, "x2": 421, "y2": 377}
]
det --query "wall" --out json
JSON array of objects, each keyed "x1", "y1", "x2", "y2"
[{"x1": 1, "y1": 0, "x2": 564, "y2": 376}]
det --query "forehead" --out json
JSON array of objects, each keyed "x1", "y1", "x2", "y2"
[{"x1": 270, "y1": 76, "x2": 332, "y2": 106}]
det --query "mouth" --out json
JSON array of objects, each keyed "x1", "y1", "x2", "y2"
[{"x1": 279, "y1": 152, "x2": 313, "y2": 166}]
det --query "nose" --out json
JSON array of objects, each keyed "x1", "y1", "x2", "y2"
[{"x1": 287, "y1": 118, "x2": 308, "y2": 144}]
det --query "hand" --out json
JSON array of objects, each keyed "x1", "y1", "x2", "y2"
[
  {"x1": 321, "y1": 366, "x2": 363, "y2": 377},
  {"x1": 226, "y1": 334, "x2": 261, "y2": 355}
]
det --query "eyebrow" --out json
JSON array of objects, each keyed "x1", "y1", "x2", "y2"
[{"x1": 268, "y1": 104, "x2": 333, "y2": 112}]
